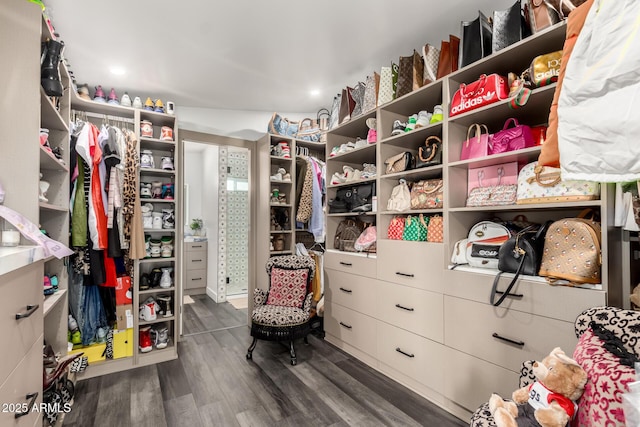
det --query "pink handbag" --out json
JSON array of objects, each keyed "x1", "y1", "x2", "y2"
[
  {"x1": 460, "y1": 124, "x2": 491, "y2": 161},
  {"x1": 489, "y1": 118, "x2": 536, "y2": 155},
  {"x1": 467, "y1": 162, "x2": 518, "y2": 196},
  {"x1": 466, "y1": 165, "x2": 518, "y2": 207}
]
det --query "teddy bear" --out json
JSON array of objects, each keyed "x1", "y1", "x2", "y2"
[
  {"x1": 630, "y1": 283, "x2": 640, "y2": 310},
  {"x1": 488, "y1": 347, "x2": 587, "y2": 427}
]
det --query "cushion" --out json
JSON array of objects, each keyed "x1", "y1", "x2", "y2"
[
  {"x1": 572, "y1": 327, "x2": 637, "y2": 427},
  {"x1": 266, "y1": 267, "x2": 308, "y2": 308},
  {"x1": 251, "y1": 304, "x2": 308, "y2": 327}
]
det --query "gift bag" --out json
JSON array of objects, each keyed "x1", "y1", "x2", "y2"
[
  {"x1": 329, "y1": 93, "x2": 341, "y2": 130},
  {"x1": 422, "y1": 43, "x2": 440, "y2": 85},
  {"x1": 460, "y1": 11, "x2": 493, "y2": 67},
  {"x1": 396, "y1": 50, "x2": 424, "y2": 99},
  {"x1": 338, "y1": 87, "x2": 355, "y2": 124},
  {"x1": 378, "y1": 66, "x2": 394, "y2": 106},
  {"x1": 436, "y1": 35, "x2": 460, "y2": 79},
  {"x1": 492, "y1": 0, "x2": 530, "y2": 53},
  {"x1": 362, "y1": 72, "x2": 380, "y2": 113},
  {"x1": 350, "y1": 81, "x2": 366, "y2": 118}
]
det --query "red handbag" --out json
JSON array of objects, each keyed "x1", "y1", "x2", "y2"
[
  {"x1": 450, "y1": 74, "x2": 508, "y2": 117},
  {"x1": 489, "y1": 118, "x2": 536, "y2": 155},
  {"x1": 387, "y1": 216, "x2": 406, "y2": 240}
]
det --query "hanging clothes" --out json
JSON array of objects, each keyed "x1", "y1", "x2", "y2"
[
  {"x1": 308, "y1": 157, "x2": 325, "y2": 242},
  {"x1": 296, "y1": 157, "x2": 314, "y2": 223},
  {"x1": 122, "y1": 129, "x2": 146, "y2": 264},
  {"x1": 557, "y1": 0, "x2": 640, "y2": 182}
]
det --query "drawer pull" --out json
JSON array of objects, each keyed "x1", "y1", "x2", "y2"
[
  {"x1": 495, "y1": 290, "x2": 523, "y2": 299},
  {"x1": 395, "y1": 304, "x2": 414, "y2": 312},
  {"x1": 339, "y1": 261, "x2": 353, "y2": 267},
  {"x1": 395, "y1": 347, "x2": 415, "y2": 358},
  {"x1": 339, "y1": 321, "x2": 352, "y2": 329},
  {"x1": 15, "y1": 392, "x2": 38, "y2": 418},
  {"x1": 339, "y1": 287, "x2": 353, "y2": 294},
  {"x1": 191, "y1": 278, "x2": 202, "y2": 281},
  {"x1": 192, "y1": 259, "x2": 202, "y2": 262},
  {"x1": 395, "y1": 272, "x2": 414, "y2": 278},
  {"x1": 492, "y1": 333, "x2": 525, "y2": 347},
  {"x1": 191, "y1": 245, "x2": 202, "y2": 249},
  {"x1": 16, "y1": 304, "x2": 39, "y2": 320}
]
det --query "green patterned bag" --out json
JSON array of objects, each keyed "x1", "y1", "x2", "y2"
[{"x1": 402, "y1": 214, "x2": 429, "y2": 241}]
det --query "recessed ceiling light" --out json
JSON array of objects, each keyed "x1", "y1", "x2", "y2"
[
  {"x1": 309, "y1": 89, "x2": 320, "y2": 97},
  {"x1": 110, "y1": 66, "x2": 126, "y2": 75}
]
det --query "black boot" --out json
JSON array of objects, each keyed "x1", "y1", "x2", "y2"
[{"x1": 41, "y1": 39, "x2": 64, "y2": 97}]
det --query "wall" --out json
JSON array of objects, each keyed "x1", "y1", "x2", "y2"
[{"x1": 183, "y1": 148, "x2": 204, "y2": 224}]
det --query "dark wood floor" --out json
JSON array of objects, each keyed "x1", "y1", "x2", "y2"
[
  {"x1": 65, "y1": 299, "x2": 468, "y2": 427},
  {"x1": 182, "y1": 294, "x2": 248, "y2": 335}
]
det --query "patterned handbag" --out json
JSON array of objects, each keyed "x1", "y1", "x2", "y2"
[
  {"x1": 402, "y1": 214, "x2": 428, "y2": 241},
  {"x1": 410, "y1": 179, "x2": 444, "y2": 209},
  {"x1": 378, "y1": 66, "x2": 394, "y2": 106},
  {"x1": 396, "y1": 50, "x2": 424, "y2": 99},
  {"x1": 467, "y1": 167, "x2": 517, "y2": 207},
  {"x1": 391, "y1": 62, "x2": 399, "y2": 99},
  {"x1": 516, "y1": 162, "x2": 600, "y2": 204},
  {"x1": 427, "y1": 215, "x2": 443, "y2": 243},
  {"x1": 489, "y1": 118, "x2": 536, "y2": 155},
  {"x1": 422, "y1": 43, "x2": 440, "y2": 85},
  {"x1": 362, "y1": 72, "x2": 380, "y2": 113},
  {"x1": 387, "y1": 216, "x2": 406, "y2": 240},
  {"x1": 350, "y1": 82, "x2": 367, "y2": 118},
  {"x1": 524, "y1": 0, "x2": 562, "y2": 33},
  {"x1": 329, "y1": 93, "x2": 341, "y2": 130},
  {"x1": 384, "y1": 152, "x2": 415, "y2": 174}
]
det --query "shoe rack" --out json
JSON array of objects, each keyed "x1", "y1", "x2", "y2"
[{"x1": 69, "y1": 87, "x2": 181, "y2": 376}]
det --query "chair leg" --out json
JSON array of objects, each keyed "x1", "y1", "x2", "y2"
[
  {"x1": 289, "y1": 340, "x2": 297, "y2": 365},
  {"x1": 246, "y1": 337, "x2": 258, "y2": 360}
]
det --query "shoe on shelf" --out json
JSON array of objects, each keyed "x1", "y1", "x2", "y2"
[
  {"x1": 366, "y1": 118, "x2": 377, "y2": 144},
  {"x1": 159, "y1": 268, "x2": 173, "y2": 289},
  {"x1": 157, "y1": 295, "x2": 173, "y2": 317},
  {"x1": 162, "y1": 208, "x2": 175, "y2": 229},
  {"x1": 329, "y1": 146, "x2": 340, "y2": 157},
  {"x1": 362, "y1": 163, "x2": 377, "y2": 179},
  {"x1": 330, "y1": 172, "x2": 346, "y2": 185},
  {"x1": 354, "y1": 138, "x2": 367, "y2": 149},
  {"x1": 278, "y1": 141, "x2": 291, "y2": 158},
  {"x1": 132, "y1": 96, "x2": 143, "y2": 109},
  {"x1": 140, "y1": 182, "x2": 152, "y2": 198},
  {"x1": 270, "y1": 167, "x2": 285, "y2": 181},
  {"x1": 139, "y1": 326, "x2": 153, "y2": 353},
  {"x1": 160, "y1": 236, "x2": 173, "y2": 258},
  {"x1": 140, "y1": 150, "x2": 155, "y2": 168},
  {"x1": 120, "y1": 92, "x2": 132, "y2": 107},
  {"x1": 143, "y1": 209, "x2": 153, "y2": 229},
  {"x1": 162, "y1": 183, "x2": 174, "y2": 200},
  {"x1": 282, "y1": 171, "x2": 291, "y2": 181},
  {"x1": 150, "y1": 268, "x2": 163, "y2": 288},
  {"x1": 77, "y1": 84, "x2": 91, "y2": 101},
  {"x1": 93, "y1": 85, "x2": 106, "y2": 103},
  {"x1": 161, "y1": 156, "x2": 174, "y2": 170},
  {"x1": 404, "y1": 114, "x2": 418, "y2": 132},
  {"x1": 337, "y1": 141, "x2": 356, "y2": 155},
  {"x1": 140, "y1": 273, "x2": 150, "y2": 290},
  {"x1": 150, "y1": 239, "x2": 162, "y2": 257},
  {"x1": 144, "y1": 97, "x2": 155, "y2": 111},
  {"x1": 144, "y1": 236, "x2": 151, "y2": 259},
  {"x1": 154, "y1": 99, "x2": 165, "y2": 113},
  {"x1": 430, "y1": 105, "x2": 443, "y2": 124},
  {"x1": 107, "y1": 88, "x2": 119, "y2": 105},
  {"x1": 345, "y1": 168, "x2": 362, "y2": 182},
  {"x1": 151, "y1": 181, "x2": 162, "y2": 198},
  {"x1": 152, "y1": 212, "x2": 163, "y2": 230},
  {"x1": 391, "y1": 120, "x2": 407, "y2": 136},
  {"x1": 277, "y1": 193, "x2": 287, "y2": 204},
  {"x1": 151, "y1": 326, "x2": 169, "y2": 349},
  {"x1": 415, "y1": 110, "x2": 433, "y2": 128},
  {"x1": 160, "y1": 126, "x2": 173, "y2": 141}
]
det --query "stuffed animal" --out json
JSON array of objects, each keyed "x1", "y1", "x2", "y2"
[{"x1": 489, "y1": 347, "x2": 587, "y2": 427}]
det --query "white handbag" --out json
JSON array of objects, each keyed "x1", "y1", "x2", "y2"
[
  {"x1": 377, "y1": 65, "x2": 395, "y2": 106},
  {"x1": 450, "y1": 238, "x2": 468, "y2": 267},
  {"x1": 516, "y1": 162, "x2": 600, "y2": 205},
  {"x1": 387, "y1": 179, "x2": 411, "y2": 212},
  {"x1": 466, "y1": 221, "x2": 513, "y2": 269}
]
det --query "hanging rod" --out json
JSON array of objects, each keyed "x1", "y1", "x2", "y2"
[{"x1": 71, "y1": 109, "x2": 135, "y2": 124}]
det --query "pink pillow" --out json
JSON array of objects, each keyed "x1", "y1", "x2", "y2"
[
  {"x1": 572, "y1": 328, "x2": 637, "y2": 427},
  {"x1": 266, "y1": 267, "x2": 308, "y2": 308}
]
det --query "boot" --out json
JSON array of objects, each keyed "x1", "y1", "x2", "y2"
[
  {"x1": 159, "y1": 268, "x2": 173, "y2": 288},
  {"x1": 41, "y1": 39, "x2": 64, "y2": 97},
  {"x1": 162, "y1": 208, "x2": 175, "y2": 229},
  {"x1": 161, "y1": 237, "x2": 173, "y2": 258}
]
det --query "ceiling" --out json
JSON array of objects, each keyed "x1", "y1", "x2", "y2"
[{"x1": 44, "y1": 0, "x2": 516, "y2": 114}]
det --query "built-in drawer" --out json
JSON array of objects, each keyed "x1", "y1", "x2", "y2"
[
  {"x1": 444, "y1": 267, "x2": 607, "y2": 322},
  {"x1": 186, "y1": 251, "x2": 207, "y2": 270},
  {"x1": 185, "y1": 269, "x2": 207, "y2": 290},
  {"x1": 376, "y1": 321, "x2": 445, "y2": 393},
  {"x1": 443, "y1": 346, "x2": 518, "y2": 412},
  {"x1": 325, "y1": 303, "x2": 377, "y2": 357},
  {"x1": 376, "y1": 240, "x2": 445, "y2": 292},
  {"x1": 0, "y1": 336, "x2": 43, "y2": 427},
  {"x1": 376, "y1": 281, "x2": 443, "y2": 342},
  {"x1": 325, "y1": 269, "x2": 377, "y2": 317},
  {"x1": 0, "y1": 262, "x2": 43, "y2": 387},
  {"x1": 185, "y1": 242, "x2": 207, "y2": 252},
  {"x1": 325, "y1": 250, "x2": 377, "y2": 279},
  {"x1": 444, "y1": 296, "x2": 577, "y2": 372}
]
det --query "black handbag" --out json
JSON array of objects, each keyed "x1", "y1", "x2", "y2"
[
  {"x1": 460, "y1": 11, "x2": 493, "y2": 68},
  {"x1": 415, "y1": 136, "x2": 443, "y2": 169},
  {"x1": 492, "y1": 0, "x2": 531, "y2": 54},
  {"x1": 350, "y1": 182, "x2": 375, "y2": 212},
  {"x1": 489, "y1": 221, "x2": 550, "y2": 306}
]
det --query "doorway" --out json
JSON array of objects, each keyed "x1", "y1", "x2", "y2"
[{"x1": 181, "y1": 140, "x2": 250, "y2": 335}]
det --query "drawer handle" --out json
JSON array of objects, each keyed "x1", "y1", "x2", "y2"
[
  {"x1": 495, "y1": 290, "x2": 523, "y2": 299},
  {"x1": 339, "y1": 262, "x2": 353, "y2": 267},
  {"x1": 16, "y1": 304, "x2": 39, "y2": 320},
  {"x1": 192, "y1": 259, "x2": 202, "y2": 262},
  {"x1": 192, "y1": 245, "x2": 202, "y2": 248},
  {"x1": 15, "y1": 392, "x2": 38, "y2": 418},
  {"x1": 395, "y1": 272, "x2": 414, "y2": 278},
  {"x1": 339, "y1": 287, "x2": 353, "y2": 294},
  {"x1": 191, "y1": 278, "x2": 202, "y2": 281},
  {"x1": 339, "y1": 321, "x2": 352, "y2": 329},
  {"x1": 395, "y1": 304, "x2": 414, "y2": 312},
  {"x1": 395, "y1": 347, "x2": 415, "y2": 358},
  {"x1": 492, "y1": 333, "x2": 525, "y2": 347}
]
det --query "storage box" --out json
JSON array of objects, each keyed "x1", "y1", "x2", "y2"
[
  {"x1": 68, "y1": 342, "x2": 106, "y2": 364},
  {"x1": 113, "y1": 328, "x2": 134, "y2": 359},
  {"x1": 115, "y1": 275, "x2": 133, "y2": 305},
  {"x1": 467, "y1": 162, "x2": 518, "y2": 195},
  {"x1": 116, "y1": 304, "x2": 134, "y2": 330}
]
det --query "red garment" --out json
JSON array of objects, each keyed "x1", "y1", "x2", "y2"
[
  {"x1": 528, "y1": 382, "x2": 577, "y2": 419},
  {"x1": 88, "y1": 124, "x2": 108, "y2": 249}
]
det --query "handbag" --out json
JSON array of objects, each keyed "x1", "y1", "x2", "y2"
[
  {"x1": 410, "y1": 179, "x2": 444, "y2": 209},
  {"x1": 396, "y1": 50, "x2": 424, "y2": 99},
  {"x1": 546, "y1": 0, "x2": 587, "y2": 18},
  {"x1": 391, "y1": 62, "x2": 399, "y2": 99},
  {"x1": 427, "y1": 215, "x2": 443, "y2": 243},
  {"x1": 387, "y1": 216, "x2": 406, "y2": 240},
  {"x1": 329, "y1": 93, "x2": 341, "y2": 130},
  {"x1": 338, "y1": 87, "x2": 355, "y2": 124},
  {"x1": 450, "y1": 74, "x2": 508, "y2": 117},
  {"x1": 450, "y1": 238, "x2": 469, "y2": 266},
  {"x1": 354, "y1": 224, "x2": 377, "y2": 252},
  {"x1": 515, "y1": 161, "x2": 601, "y2": 204},
  {"x1": 334, "y1": 218, "x2": 365, "y2": 252},
  {"x1": 384, "y1": 152, "x2": 415, "y2": 174},
  {"x1": 362, "y1": 72, "x2": 380, "y2": 113},
  {"x1": 492, "y1": 0, "x2": 530, "y2": 54},
  {"x1": 317, "y1": 108, "x2": 330, "y2": 131},
  {"x1": 538, "y1": 210, "x2": 601, "y2": 284},
  {"x1": 350, "y1": 182, "x2": 375, "y2": 212},
  {"x1": 387, "y1": 179, "x2": 411, "y2": 212},
  {"x1": 378, "y1": 66, "x2": 394, "y2": 106},
  {"x1": 523, "y1": 0, "x2": 563, "y2": 33},
  {"x1": 466, "y1": 220, "x2": 516, "y2": 269},
  {"x1": 296, "y1": 118, "x2": 321, "y2": 142},
  {"x1": 490, "y1": 222, "x2": 551, "y2": 306},
  {"x1": 402, "y1": 214, "x2": 428, "y2": 242},
  {"x1": 460, "y1": 11, "x2": 493, "y2": 67},
  {"x1": 350, "y1": 82, "x2": 366, "y2": 118},
  {"x1": 467, "y1": 166, "x2": 518, "y2": 207},
  {"x1": 460, "y1": 124, "x2": 491, "y2": 160},
  {"x1": 525, "y1": 50, "x2": 562, "y2": 87},
  {"x1": 489, "y1": 118, "x2": 536, "y2": 155},
  {"x1": 422, "y1": 43, "x2": 440, "y2": 85},
  {"x1": 415, "y1": 136, "x2": 443, "y2": 169},
  {"x1": 436, "y1": 35, "x2": 460, "y2": 79},
  {"x1": 268, "y1": 113, "x2": 299, "y2": 137}
]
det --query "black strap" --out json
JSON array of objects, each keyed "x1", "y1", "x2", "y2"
[
  {"x1": 490, "y1": 252, "x2": 526, "y2": 306},
  {"x1": 590, "y1": 322, "x2": 640, "y2": 367}
]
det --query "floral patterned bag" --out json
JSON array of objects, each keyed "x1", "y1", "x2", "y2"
[{"x1": 410, "y1": 179, "x2": 444, "y2": 209}]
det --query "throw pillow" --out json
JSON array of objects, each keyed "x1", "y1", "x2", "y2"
[
  {"x1": 266, "y1": 267, "x2": 308, "y2": 308},
  {"x1": 572, "y1": 327, "x2": 637, "y2": 427}
]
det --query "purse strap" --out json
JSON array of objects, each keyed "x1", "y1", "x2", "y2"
[
  {"x1": 465, "y1": 123, "x2": 489, "y2": 145},
  {"x1": 502, "y1": 118, "x2": 520, "y2": 130},
  {"x1": 419, "y1": 214, "x2": 429, "y2": 229},
  {"x1": 490, "y1": 252, "x2": 526, "y2": 306},
  {"x1": 528, "y1": 164, "x2": 561, "y2": 187},
  {"x1": 317, "y1": 108, "x2": 330, "y2": 120},
  {"x1": 460, "y1": 74, "x2": 487, "y2": 98}
]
